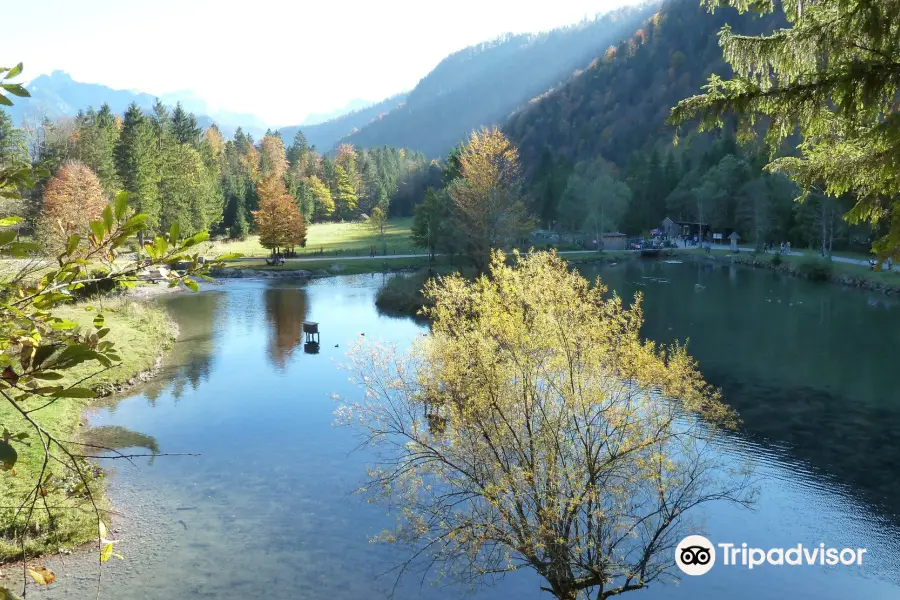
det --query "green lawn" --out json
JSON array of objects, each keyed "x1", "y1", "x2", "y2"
[
  {"x1": 207, "y1": 218, "x2": 417, "y2": 258},
  {"x1": 0, "y1": 298, "x2": 176, "y2": 562}
]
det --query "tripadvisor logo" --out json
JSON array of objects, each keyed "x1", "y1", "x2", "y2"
[{"x1": 675, "y1": 535, "x2": 867, "y2": 575}]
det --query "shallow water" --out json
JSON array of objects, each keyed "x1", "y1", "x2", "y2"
[{"x1": 30, "y1": 264, "x2": 900, "y2": 599}]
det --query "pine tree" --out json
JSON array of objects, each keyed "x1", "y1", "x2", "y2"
[
  {"x1": 670, "y1": 0, "x2": 900, "y2": 257},
  {"x1": 115, "y1": 103, "x2": 159, "y2": 237},
  {"x1": 171, "y1": 102, "x2": 201, "y2": 147},
  {"x1": 287, "y1": 130, "x2": 308, "y2": 167},
  {"x1": 72, "y1": 104, "x2": 120, "y2": 196},
  {"x1": 0, "y1": 109, "x2": 28, "y2": 168}
]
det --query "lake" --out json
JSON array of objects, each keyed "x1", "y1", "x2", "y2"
[{"x1": 37, "y1": 261, "x2": 900, "y2": 599}]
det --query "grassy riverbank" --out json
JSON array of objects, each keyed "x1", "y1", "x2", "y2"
[{"x1": 0, "y1": 298, "x2": 176, "y2": 562}]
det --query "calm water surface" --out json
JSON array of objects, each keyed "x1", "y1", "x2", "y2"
[{"x1": 40, "y1": 263, "x2": 900, "y2": 599}]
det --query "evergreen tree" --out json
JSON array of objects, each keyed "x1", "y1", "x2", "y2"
[
  {"x1": 287, "y1": 130, "x2": 308, "y2": 167},
  {"x1": 171, "y1": 102, "x2": 201, "y2": 147},
  {"x1": 670, "y1": 0, "x2": 900, "y2": 256},
  {"x1": 115, "y1": 103, "x2": 159, "y2": 237},
  {"x1": 71, "y1": 104, "x2": 120, "y2": 196},
  {"x1": 0, "y1": 109, "x2": 28, "y2": 168}
]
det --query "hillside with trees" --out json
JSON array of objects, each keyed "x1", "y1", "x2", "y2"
[
  {"x1": 492, "y1": 0, "x2": 877, "y2": 254},
  {"x1": 336, "y1": 4, "x2": 659, "y2": 158}
]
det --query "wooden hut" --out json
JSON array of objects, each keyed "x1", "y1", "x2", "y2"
[{"x1": 601, "y1": 232, "x2": 627, "y2": 250}]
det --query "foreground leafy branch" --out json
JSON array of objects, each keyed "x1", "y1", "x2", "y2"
[
  {"x1": 1, "y1": 98, "x2": 238, "y2": 593},
  {"x1": 668, "y1": 0, "x2": 900, "y2": 257}
]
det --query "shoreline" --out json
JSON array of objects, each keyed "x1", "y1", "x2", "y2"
[
  {"x1": 0, "y1": 297, "x2": 179, "y2": 566},
  {"x1": 682, "y1": 250, "x2": 900, "y2": 296}
]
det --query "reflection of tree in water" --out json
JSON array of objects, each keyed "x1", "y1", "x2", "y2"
[
  {"x1": 143, "y1": 291, "x2": 224, "y2": 403},
  {"x1": 592, "y1": 261, "x2": 900, "y2": 525},
  {"x1": 83, "y1": 425, "x2": 160, "y2": 463},
  {"x1": 264, "y1": 285, "x2": 309, "y2": 370}
]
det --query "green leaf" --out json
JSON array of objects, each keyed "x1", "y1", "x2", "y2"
[
  {"x1": 0, "y1": 583, "x2": 25, "y2": 599},
  {"x1": 0, "y1": 441, "x2": 17, "y2": 471},
  {"x1": 51, "y1": 387, "x2": 96, "y2": 399},
  {"x1": 2, "y1": 241, "x2": 40, "y2": 257},
  {"x1": 52, "y1": 345, "x2": 102, "y2": 369},
  {"x1": 169, "y1": 223, "x2": 180, "y2": 244},
  {"x1": 50, "y1": 320, "x2": 78, "y2": 330},
  {"x1": 123, "y1": 214, "x2": 148, "y2": 231},
  {"x1": 96, "y1": 328, "x2": 110, "y2": 339},
  {"x1": 0, "y1": 231, "x2": 16, "y2": 246},
  {"x1": 183, "y1": 278, "x2": 199, "y2": 292},
  {"x1": 32, "y1": 344, "x2": 58, "y2": 369},
  {"x1": 0, "y1": 94, "x2": 12, "y2": 107},
  {"x1": 93, "y1": 314, "x2": 105, "y2": 329},
  {"x1": 0, "y1": 216, "x2": 23, "y2": 227},
  {"x1": 66, "y1": 234, "x2": 80, "y2": 255},
  {"x1": 114, "y1": 191, "x2": 129, "y2": 220},
  {"x1": 89, "y1": 220, "x2": 106, "y2": 243},
  {"x1": 31, "y1": 372, "x2": 64, "y2": 380},
  {"x1": 102, "y1": 205, "x2": 113, "y2": 234},
  {"x1": 0, "y1": 84, "x2": 28, "y2": 98},
  {"x1": 6, "y1": 63, "x2": 23, "y2": 79}
]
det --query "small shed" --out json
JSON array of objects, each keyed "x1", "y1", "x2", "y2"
[
  {"x1": 661, "y1": 217, "x2": 678, "y2": 239},
  {"x1": 602, "y1": 232, "x2": 627, "y2": 251},
  {"x1": 728, "y1": 231, "x2": 741, "y2": 251}
]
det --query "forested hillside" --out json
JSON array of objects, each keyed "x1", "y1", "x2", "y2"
[
  {"x1": 278, "y1": 93, "x2": 408, "y2": 153},
  {"x1": 337, "y1": 4, "x2": 659, "y2": 158},
  {"x1": 505, "y1": 1, "x2": 781, "y2": 172},
  {"x1": 492, "y1": 0, "x2": 876, "y2": 252}
]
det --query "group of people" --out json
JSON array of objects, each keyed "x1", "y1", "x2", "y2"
[{"x1": 762, "y1": 241, "x2": 792, "y2": 254}]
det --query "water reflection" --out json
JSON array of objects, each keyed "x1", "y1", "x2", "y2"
[
  {"x1": 263, "y1": 284, "x2": 309, "y2": 369},
  {"x1": 583, "y1": 260, "x2": 900, "y2": 522},
  {"x1": 29, "y1": 272, "x2": 900, "y2": 600},
  {"x1": 140, "y1": 290, "x2": 223, "y2": 403}
]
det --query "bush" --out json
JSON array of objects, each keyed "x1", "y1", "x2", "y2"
[
  {"x1": 796, "y1": 257, "x2": 834, "y2": 281},
  {"x1": 375, "y1": 271, "x2": 433, "y2": 316},
  {"x1": 770, "y1": 254, "x2": 783, "y2": 267}
]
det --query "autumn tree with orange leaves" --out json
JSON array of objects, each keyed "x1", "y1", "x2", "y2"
[
  {"x1": 253, "y1": 175, "x2": 306, "y2": 255},
  {"x1": 37, "y1": 161, "x2": 108, "y2": 250}
]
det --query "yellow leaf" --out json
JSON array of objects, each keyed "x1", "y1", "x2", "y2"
[
  {"x1": 100, "y1": 543, "x2": 114, "y2": 562},
  {"x1": 27, "y1": 566, "x2": 55, "y2": 586}
]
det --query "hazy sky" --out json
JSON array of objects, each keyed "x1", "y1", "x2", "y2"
[{"x1": 3, "y1": 0, "x2": 643, "y2": 126}]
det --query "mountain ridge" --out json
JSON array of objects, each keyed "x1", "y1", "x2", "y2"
[{"x1": 333, "y1": 3, "x2": 660, "y2": 158}]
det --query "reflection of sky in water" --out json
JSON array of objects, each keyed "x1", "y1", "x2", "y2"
[{"x1": 32, "y1": 271, "x2": 900, "y2": 599}]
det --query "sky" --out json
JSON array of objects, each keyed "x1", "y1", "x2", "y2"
[{"x1": 2, "y1": 0, "x2": 644, "y2": 127}]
